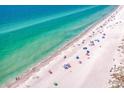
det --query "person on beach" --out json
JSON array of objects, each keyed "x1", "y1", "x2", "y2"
[
  {"x1": 89, "y1": 41, "x2": 95, "y2": 46},
  {"x1": 64, "y1": 56, "x2": 67, "y2": 59},
  {"x1": 76, "y1": 56, "x2": 80, "y2": 59},
  {"x1": 64, "y1": 63, "x2": 71, "y2": 69},
  {"x1": 83, "y1": 47, "x2": 87, "y2": 50},
  {"x1": 16, "y1": 77, "x2": 20, "y2": 81},
  {"x1": 95, "y1": 39, "x2": 100, "y2": 42},
  {"x1": 48, "y1": 70, "x2": 53, "y2": 74},
  {"x1": 86, "y1": 50, "x2": 90, "y2": 56}
]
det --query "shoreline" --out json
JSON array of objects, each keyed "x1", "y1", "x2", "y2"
[{"x1": 4, "y1": 6, "x2": 121, "y2": 88}]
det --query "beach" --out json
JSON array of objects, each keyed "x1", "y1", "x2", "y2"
[
  {"x1": 5, "y1": 5, "x2": 124, "y2": 88},
  {"x1": 0, "y1": 6, "x2": 115, "y2": 85}
]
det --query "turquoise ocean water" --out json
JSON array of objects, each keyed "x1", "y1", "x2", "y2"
[{"x1": 0, "y1": 5, "x2": 116, "y2": 85}]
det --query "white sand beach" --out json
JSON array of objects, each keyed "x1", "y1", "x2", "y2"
[{"x1": 6, "y1": 6, "x2": 124, "y2": 88}]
